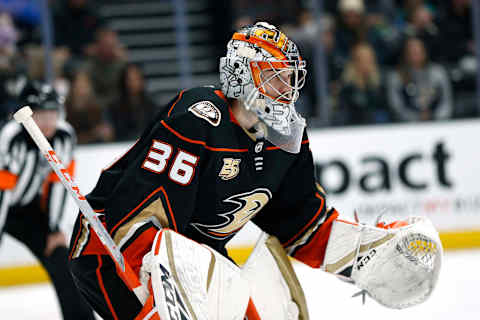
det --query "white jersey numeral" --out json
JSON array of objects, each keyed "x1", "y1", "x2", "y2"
[
  {"x1": 142, "y1": 140, "x2": 173, "y2": 173},
  {"x1": 169, "y1": 149, "x2": 199, "y2": 185},
  {"x1": 142, "y1": 140, "x2": 199, "y2": 186}
]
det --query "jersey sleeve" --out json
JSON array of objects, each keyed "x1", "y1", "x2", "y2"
[
  {"x1": 251, "y1": 134, "x2": 339, "y2": 268},
  {"x1": 41, "y1": 121, "x2": 76, "y2": 232}
]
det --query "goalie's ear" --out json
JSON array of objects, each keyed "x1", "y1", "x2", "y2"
[{"x1": 323, "y1": 216, "x2": 443, "y2": 309}]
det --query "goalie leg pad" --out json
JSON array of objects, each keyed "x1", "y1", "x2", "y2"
[
  {"x1": 241, "y1": 232, "x2": 309, "y2": 320},
  {"x1": 142, "y1": 229, "x2": 250, "y2": 320}
]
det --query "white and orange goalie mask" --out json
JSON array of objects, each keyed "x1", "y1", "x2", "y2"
[{"x1": 220, "y1": 22, "x2": 307, "y2": 153}]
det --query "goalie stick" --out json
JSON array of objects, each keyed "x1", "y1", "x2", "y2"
[{"x1": 13, "y1": 106, "x2": 147, "y2": 305}]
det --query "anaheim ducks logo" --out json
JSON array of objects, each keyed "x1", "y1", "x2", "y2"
[
  {"x1": 188, "y1": 101, "x2": 221, "y2": 126},
  {"x1": 191, "y1": 188, "x2": 272, "y2": 240},
  {"x1": 219, "y1": 158, "x2": 241, "y2": 180}
]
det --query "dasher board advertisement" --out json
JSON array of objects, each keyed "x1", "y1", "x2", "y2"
[{"x1": 310, "y1": 119, "x2": 480, "y2": 231}]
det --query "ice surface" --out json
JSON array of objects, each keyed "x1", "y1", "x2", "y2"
[{"x1": 0, "y1": 250, "x2": 479, "y2": 319}]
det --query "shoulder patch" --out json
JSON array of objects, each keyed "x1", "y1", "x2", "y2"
[{"x1": 188, "y1": 101, "x2": 221, "y2": 127}]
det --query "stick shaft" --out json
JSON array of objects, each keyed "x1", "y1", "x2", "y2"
[{"x1": 14, "y1": 107, "x2": 145, "y2": 304}]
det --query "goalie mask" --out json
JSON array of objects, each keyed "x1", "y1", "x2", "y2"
[{"x1": 220, "y1": 22, "x2": 307, "y2": 153}]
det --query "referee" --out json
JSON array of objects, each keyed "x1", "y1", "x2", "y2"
[{"x1": 0, "y1": 80, "x2": 94, "y2": 319}]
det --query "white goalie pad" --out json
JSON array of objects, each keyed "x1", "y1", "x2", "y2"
[
  {"x1": 241, "y1": 232, "x2": 308, "y2": 320},
  {"x1": 323, "y1": 216, "x2": 443, "y2": 309},
  {"x1": 141, "y1": 229, "x2": 250, "y2": 320}
]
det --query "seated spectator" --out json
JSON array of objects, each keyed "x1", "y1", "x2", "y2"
[
  {"x1": 107, "y1": 63, "x2": 158, "y2": 141},
  {"x1": 334, "y1": 0, "x2": 398, "y2": 66},
  {"x1": 401, "y1": 5, "x2": 441, "y2": 62},
  {"x1": 335, "y1": 0, "x2": 367, "y2": 61},
  {"x1": 24, "y1": 46, "x2": 70, "y2": 97},
  {"x1": 387, "y1": 37, "x2": 453, "y2": 122},
  {"x1": 52, "y1": 0, "x2": 102, "y2": 57},
  {"x1": 392, "y1": 0, "x2": 433, "y2": 30},
  {"x1": 281, "y1": 10, "x2": 323, "y2": 118},
  {"x1": 286, "y1": 13, "x2": 344, "y2": 119},
  {"x1": 364, "y1": 0, "x2": 398, "y2": 25},
  {"x1": 334, "y1": 43, "x2": 390, "y2": 125},
  {"x1": 84, "y1": 27, "x2": 127, "y2": 109},
  {"x1": 64, "y1": 70, "x2": 114, "y2": 144}
]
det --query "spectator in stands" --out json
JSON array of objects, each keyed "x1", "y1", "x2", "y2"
[
  {"x1": 24, "y1": 46, "x2": 70, "y2": 97},
  {"x1": 281, "y1": 10, "x2": 322, "y2": 118},
  {"x1": 321, "y1": 16, "x2": 345, "y2": 100},
  {"x1": 107, "y1": 63, "x2": 158, "y2": 141},
  {"x1": 364, "y1": 0, "x2": 398, "y2": 24},
  {"x1": 323, "y1": 0, "x2": 398, "y2": 19},
  {"x1": 334, "y1": 43, "x2": 390, "y2": 125},
  {"x1": 401, "y1": 5, "x2": 441, "y2": 62},
  {"x1": 334, "y1": 0, "x2": 367, "y2": 61},
  {"x1": 85, "y1": 27, "x2": 127, "y2": 109},
  {"x1": 284, "y1": 13, "x2": 343, "y2": 119},
  {"x1": 64, "y1": 70, "x2": 114, "y2": 144},
  {"x1": 0, "y1": 12, "x2": 25, "y2": 122},
  {"x1": 387, "y1": 37, "x2": 453, "y2": 122},
  {"x1": 334, "y1": 0, "x2": 397, "y2": 66},
  {"x1": 392, "y1": 0, "x2": 431, "y2": 29},
  {"x1": 52, "y1": 0, "x2": 102, "y2": 57}
]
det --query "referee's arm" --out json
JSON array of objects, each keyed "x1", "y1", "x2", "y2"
[
  {"x1": 0, "y1": 124, "x2": 25, "y2": 237},
  {"x1": 42, "y1": 125, "x2": 76, "y2": 233}
]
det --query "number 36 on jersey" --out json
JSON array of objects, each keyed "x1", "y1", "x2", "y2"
[{"x1": 141, "y1": 139, "x2": 199, "y2": 186}]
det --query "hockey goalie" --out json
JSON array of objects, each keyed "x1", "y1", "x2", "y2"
[{"x1": 68, "y1": 22, "x2": 443, "y2": 319}]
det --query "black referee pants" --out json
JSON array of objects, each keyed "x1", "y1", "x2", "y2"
[{"x1": 3, "y1": 201, "x2": 95, "y2": 320}]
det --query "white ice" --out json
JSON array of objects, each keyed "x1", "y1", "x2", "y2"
[{"x1": 0, "y1": 249, "x2": 478, "y2": 319}]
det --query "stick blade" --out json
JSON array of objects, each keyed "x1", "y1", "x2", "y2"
[{"x1": 13, "y1": 106, "x2": 33, "y2": 123}]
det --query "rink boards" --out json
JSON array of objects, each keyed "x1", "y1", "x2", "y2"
[{"x1": 1, "y1": 119, "x2": 479, "y2": 286}]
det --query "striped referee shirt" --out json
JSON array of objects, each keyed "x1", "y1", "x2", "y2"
[{"x1": 0, "y1": 119, "x2": 76, "y2": 237}]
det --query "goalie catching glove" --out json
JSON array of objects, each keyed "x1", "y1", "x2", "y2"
[{"x1": 322, "y1": 215, "x2": 443, "y2": 309}]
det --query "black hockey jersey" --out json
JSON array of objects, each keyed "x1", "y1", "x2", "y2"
[
  {"x1": 70, "y1": 87, "x2": 338, "y2": 272},
  {"x1": 0, "y1": 119, "x2": 75, "y2": 237}
]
